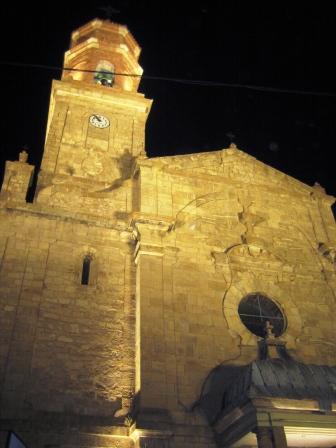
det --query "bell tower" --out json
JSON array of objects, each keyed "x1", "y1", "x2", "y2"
[
  {"x1": 36, "y1": 19, "x2": 152, "y2": 211},
  {"x1": 62, "y1": 18, "x2": 143, "y2": 91}
]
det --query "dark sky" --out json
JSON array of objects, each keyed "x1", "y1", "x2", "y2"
[{"x1": 1, "y1": 1, "x2": 335, "y2": 199}]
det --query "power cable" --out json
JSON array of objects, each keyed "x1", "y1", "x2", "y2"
[{"x1": 1, "y1": 60, "x2": 336, "y2": 97}]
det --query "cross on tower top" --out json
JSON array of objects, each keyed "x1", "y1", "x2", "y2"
[{"x1": 99, "y1": 5, "x2": 120, "y2": 20}]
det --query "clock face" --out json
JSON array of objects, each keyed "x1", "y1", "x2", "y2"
[{"x1": 89, "y1": 114, "x2": 110, "y2": 129}]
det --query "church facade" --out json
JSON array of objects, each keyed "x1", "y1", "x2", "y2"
[{"x1": 0, "y1": 19, "x2": 336, "y2": 448}]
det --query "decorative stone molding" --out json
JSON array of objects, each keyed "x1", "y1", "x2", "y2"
[
  {"x1": 134, "y1": 241, "x2": 164, "y2": 264},
  {"x1": 131, "y1": 215, "x2": 174, "y2": 261}
]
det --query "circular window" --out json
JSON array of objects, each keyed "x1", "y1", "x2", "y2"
[{"x1": 238, "y1": 293, "x2": 286, "y2": 337}]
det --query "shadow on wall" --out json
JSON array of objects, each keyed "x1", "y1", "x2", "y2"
[
  {"x1": 196, "y1": 364, "x2": 246, "y2": 425},
  {"x1": 90, "y1": 149, "x2": 137, "y2": 194}
]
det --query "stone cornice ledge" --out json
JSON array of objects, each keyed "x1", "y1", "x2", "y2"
[
  {"x1": 131, "y1": 212, "x2": 174, "y2": 231},
  {"x1": 0, "y1": 202, "x2": 130, "y2": 233}
]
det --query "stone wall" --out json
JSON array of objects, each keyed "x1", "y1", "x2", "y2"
[
  {"x1": 134, "y1": 146, "x2": 336, "y2": 437},
  {"x1": 0, "y1": 201, "x2": 136, "y2": 446},
  {"x1": 0, "y1": 144, "x2": 335, "y2": 447}
]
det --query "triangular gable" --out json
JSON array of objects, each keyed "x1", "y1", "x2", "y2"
[{"x1": 148, "y1": 144, "x2": 323, "y2": 198}]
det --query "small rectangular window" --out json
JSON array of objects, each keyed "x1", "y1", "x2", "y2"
[{"x1": 81, "y1": 256, "x2": 91, "y2": 285}]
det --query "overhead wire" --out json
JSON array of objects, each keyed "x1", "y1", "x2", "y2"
[{"x1": 1, "y1": 60, "x2": 336, "y2": 98}]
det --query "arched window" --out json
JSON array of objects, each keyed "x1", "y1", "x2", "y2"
[
  {"x1": 94, "y1": 60, "x2": 115, "y2": 87},
  {"x1": 81, "y1": 255, "x2": 92, "y2": 285}
]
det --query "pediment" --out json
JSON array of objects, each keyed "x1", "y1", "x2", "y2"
[{"x1": 150, "y1": 144, "x2": 314, "y2": 197}]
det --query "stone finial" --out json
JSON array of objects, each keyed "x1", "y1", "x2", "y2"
[
  {"x1": 313, "y1": 182, "x2": 326, "y2": 194},
  {"x1": 19, "y1": 150, "x2": 28, "y2": 163},
  {"x1": 225, "y1": 142, "x2": 238, "y2": 155}
]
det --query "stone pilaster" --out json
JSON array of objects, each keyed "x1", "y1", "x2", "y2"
[{"x1": 133, "y1": 218, "x2": 172, "y2": 419}]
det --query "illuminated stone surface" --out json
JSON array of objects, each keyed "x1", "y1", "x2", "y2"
[{"x1": 0, "y1": 19, "x2": 336, "y2": 448}]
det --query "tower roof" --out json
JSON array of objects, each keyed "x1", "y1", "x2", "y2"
[
  {"x1": 70, "y1": 19, "x2": 141, "y2": 60},
  {"x1": 62, "y1": 19, "x2": 143, "y2": 92}
]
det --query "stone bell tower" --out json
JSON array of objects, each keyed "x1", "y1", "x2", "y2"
[
  {"x1": 0, "y1": 19, "x2": 155, "y2": 448},
  {"x1": 36, "y1": 19, "x2": 152, "y2": 214}
]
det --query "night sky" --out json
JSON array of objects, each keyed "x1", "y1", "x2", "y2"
[{"x1": 1, "y1": 2, "x2": 335, "y2": 202}]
